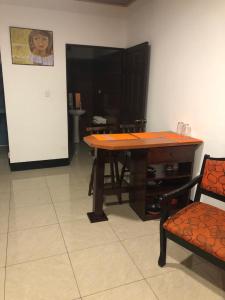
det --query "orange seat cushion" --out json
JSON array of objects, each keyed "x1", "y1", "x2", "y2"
[{"x1": 163, "y1": 202, "x2": 225, "y2": 261}]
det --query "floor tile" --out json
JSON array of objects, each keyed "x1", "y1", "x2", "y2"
[
  {"x1": 11, "y1": 186, "x2": 51, "y2": 208},
  {"x1": 70, "y1": 242, "x2": 142, "y2": 296},
  {"x1": 7, "y1": 224, "x2": 66, "y2": 265},
  {"x1": 0, "y1": 268, "x2": 5, "y2": 300},
  {"x1": 82, "y1": 280, "x2": 157, "y2": 300},
  {"x1": 122, "y1": 234, "x2": 202, "y2": 278},
  {"x1": 0, "y1": 179, "x2": 11, "y2": 193},
  {"x1": 9, "y1": 204, "x2": 57, "y2": 232},
  {"x1": 46, "y1": 174, "x2": 73, "y2": 189},
  {"x1": 0, "y1": 234, "x2": 7, "y2": 267},
  {"x1": 49, "y1": 185, "x2": 89, "y2": 204},
  {"x1": 2, "y1": 145, "x2": 225, "y2": 300},
  {"x1": 0, "y1": 213, "x2": 9, "y2": 234},
  {"x1": 61, "y1": 218, "x2": 118, "y2": 251},
  {"x1": 11, "y1": 177, "x2": 47, "y2": 192},
  {"x1": 107, "y1": 204, "x2": 159, "y2": 240},
  {"x1": 147, "y1": 263, "x2": 225, "y2": 300},
  {"x1": 46, "y1": 174, "x2": 87, "y2": 190},
  {"x1": 10, "y1": 169, "x2": 44, "y2": 180},
  {"x1": 195, "y1": 261, "x2": 225, "y2": 289},
  {"x1": 0, "y1": 192, "x2": 10, "y2": 212},
  {"x1": 0, "y1": 192, "x2": 10, "y2": 234},
  {"x1": 54, "y1": 199, "x2": 91, "y2": 223},
  {"x1": 5, "y1": 254, "x2": 80, "y2": 300}
]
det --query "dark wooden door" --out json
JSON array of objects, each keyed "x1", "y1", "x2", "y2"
[
  {"x1": 93, "y1": 51, "x2": 123, "y2": 124},
  {"x1": 121, "y1": 42, "x2": 150, "y2": 123}
]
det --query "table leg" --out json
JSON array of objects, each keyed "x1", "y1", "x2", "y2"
[
  {"x1": 87, "y1": 149, "x2": 108, "y2": 223},
  {"x1": 129, "y1": 149, "x2": 148, "y2": 221}
]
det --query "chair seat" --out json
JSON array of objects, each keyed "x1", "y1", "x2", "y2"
[{"x1": 163, "y1": 202, "x2": 225, "y2": 261}]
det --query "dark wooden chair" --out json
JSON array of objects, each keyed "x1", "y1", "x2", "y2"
[
  {"x1": 119, "y1": 119, "x2": 146, "y2": 133},
  {"x1": 86, "y1": 125, "x2": 121, "y2": 202},
  {"x1": 119, "y1": 120, "x2": 147, "y2": 184},
  {"x1": 158, "y1": 154, "x2": 225, "y2": 270}
]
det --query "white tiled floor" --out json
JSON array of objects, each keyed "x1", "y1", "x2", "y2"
[{"x1": 0, "y1": 145, "x2": 224, "y2": 300}]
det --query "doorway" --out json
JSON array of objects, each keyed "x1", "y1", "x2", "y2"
[
  {"x1": 0, "y1": 53, "x2": 9, "y2": 152},
  {"x1": 66, "y1": 42, "x2": 150, "y2": 160}
]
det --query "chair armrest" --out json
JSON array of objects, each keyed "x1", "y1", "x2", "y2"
[{"x1": 159, "y1": 175, "x2": 202, "y2": 207}]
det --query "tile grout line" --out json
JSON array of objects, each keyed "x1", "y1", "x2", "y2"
[
  {"x1": 107, "y1": 219, "x2": 144, "y2": 277},
  {"x1": 4, "y1": 180, "x2": 13, "y2": 300},
  {"x1": 78, "y1": 278, "x2": 146, "y2": 299},
  {"x1": 7, "y1": 221, "x2": 59, "y2": 234},
  {"x1": 45, "y1": 176, "x2": 82, "y2": 300},
  {"x1": 107, "y1": 218, "x2": 160, "y2": 299},
  {"x1": 108, "y1": 221, "x2": 191, "y2": 280},
  {"x1": 45, "y1": 175, "x2": 150, "y2": 298},
  {"x1": 5, "y1": 166, "x2": 156, "y2": 298},
  {"x1": 5, "y1": 252, "x2": 68, "y2": 268},
  {"x1": 144, "y1": 278, "x2": 160, "y2": 300}
]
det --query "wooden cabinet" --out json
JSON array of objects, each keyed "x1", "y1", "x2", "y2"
[{"x1": 129, "y1": 145, "x2": 197, "y2": 221}]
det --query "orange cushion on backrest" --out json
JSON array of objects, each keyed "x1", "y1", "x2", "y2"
[{"x1": 201, "y1": 159, "x2": 225, "y2": 196}]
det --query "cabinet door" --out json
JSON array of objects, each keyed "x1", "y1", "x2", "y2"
[{"x1": 121, "y1": 42, "x2": 150, "y2": 123}]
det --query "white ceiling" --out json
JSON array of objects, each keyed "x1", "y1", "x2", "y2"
[
  {"x1": 0, "y1": 0, "x2": 135, "y2": 8},
  {"x1": 0, "y1": 0, "x2": 131, "y2": 15}
]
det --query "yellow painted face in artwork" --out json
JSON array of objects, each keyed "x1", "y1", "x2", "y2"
[{"x1": 32, "y1": 33, "x2": 49, "y2": 55}]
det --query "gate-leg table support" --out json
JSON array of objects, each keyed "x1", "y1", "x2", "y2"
[
  {"x1": 129, "y1": 149, "x2": 148, "y2": 221},
  {"x1": 87, "y1": 149, "x2": 108, "y2": 223}
]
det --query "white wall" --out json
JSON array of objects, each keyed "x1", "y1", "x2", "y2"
[
  {"x1": 0, "y1": 2, "x2": 126, "y2": 163},
  {"x1": 127, "y1": 0, "x2": 225, "y2": 207},
  {"x1": 127, "y1": 0, "x2": 225, "y2": 156}
]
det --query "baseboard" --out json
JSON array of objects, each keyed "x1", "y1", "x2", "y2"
[{"x1": 10, "y1": 158, "x2": 70, "y2": 171}]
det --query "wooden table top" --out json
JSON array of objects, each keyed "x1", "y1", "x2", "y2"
[{"x1": 83, "y1": 131, "x2": 202, "y2": 150}]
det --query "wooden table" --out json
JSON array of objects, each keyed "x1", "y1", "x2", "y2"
[{"x1": 84, "y1": 131, "x2": 202, "y2": 223}]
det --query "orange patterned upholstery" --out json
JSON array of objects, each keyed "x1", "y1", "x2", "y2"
[
  {"x1": 201, "y1": 159, "x2": 225, "y2": 196},
  {"x1": 163, "y1": 202, "x2": 225, "y2": 261}
]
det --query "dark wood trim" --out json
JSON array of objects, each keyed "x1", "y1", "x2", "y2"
[
  {"x1": 87, "y1": 149, "x2": 107, "y2": 223},
  {"x1": 10, "y1": 158, "x2": 69, "y2": 171},
  {"x1": 129, "y1": 149, "x2": 148, "y2": 221},
  {"x1": 125, "y1": 42, "x2": 149, "y2": 51},
  {"x1": 66, "y1": 43, "x2": 123, "y2": 51},
  {"x1": 87, "y1": 212, "x2": 108, "y2": 223}
]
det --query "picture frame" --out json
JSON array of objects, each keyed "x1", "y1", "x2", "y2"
[{"x1": 9, "y1": 27, "x2": 54, "y2": 66}]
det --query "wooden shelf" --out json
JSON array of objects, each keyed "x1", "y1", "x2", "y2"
[
  {"x1": 147, "y1": 164, "x2": 191, "y2": 181},
  {"x1": 144, "y1": 212, "x2": 160, "y2": 220},
  {"x1": 127, "y1": 145, "x2": 199, "y2": 221},
  {"x1": 146, "y1": 182, "x2": 183, "y2": 196}
]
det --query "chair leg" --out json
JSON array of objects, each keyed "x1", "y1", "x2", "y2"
[
  {"x1": 158, "y1": 225, "x2": 167, "y2": 267},
  {"x1": 110, "y1": 160, "x2": 115, "y2": 185},
  {"x1": 114, "y1": 160, "x2": 122, "y2": 204},
  {"x1": 120, "y1": 155, "x2": 128, "y2": 184},
  {"x1": 114, "y1": 160, "x2": 120, "y2": 184},
  {"x1": 88, "y1": 158, "x2": 96, "y2": 196}
]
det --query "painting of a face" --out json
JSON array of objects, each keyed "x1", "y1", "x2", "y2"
[
  {"x1": 32, "y1": 34, "x2": 49, "y2": 53},
  {"x1": 10, "y1": 27, "x2": 54, "y2": 66}
]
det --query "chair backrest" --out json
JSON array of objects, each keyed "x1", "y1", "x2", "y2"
[
  {"x1": 86, "y1": 125, "x2": 116, "y2": 135},
  {"x1": 119, "y1": 120, "x2": 146, "y2": 133},
  {"x1": 194, "y1": 154, "x2": 225, "y2": 203}
]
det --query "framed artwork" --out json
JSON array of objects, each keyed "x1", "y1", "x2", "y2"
[{"x1": 9, "y1": 27, "x2": 54, "y2": 66}]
